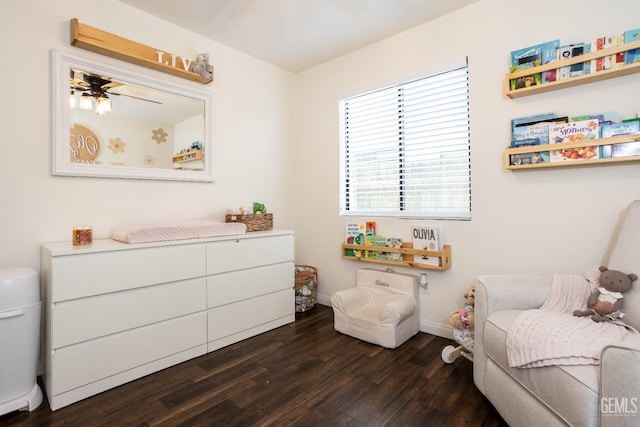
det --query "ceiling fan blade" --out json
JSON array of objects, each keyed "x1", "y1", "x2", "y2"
[{"x1": 109, "y1": 92, "x2": 162, "y2": 104}]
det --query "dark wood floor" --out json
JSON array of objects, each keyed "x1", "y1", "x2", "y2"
[{"x1": 2, "y1": 305, "x2": 506, "y2": 427}]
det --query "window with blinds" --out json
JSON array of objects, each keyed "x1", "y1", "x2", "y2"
[{"x1": 339, "y1": 65, "x2": 470, "y2": 220}]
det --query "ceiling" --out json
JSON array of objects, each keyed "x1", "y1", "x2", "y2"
[{"x1": 117, "y1": 0, "x2": 480, "y2": 73}]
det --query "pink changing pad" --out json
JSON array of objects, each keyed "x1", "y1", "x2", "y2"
[{"x1": 112, "y1": 220, "x2": 247, "y2": 244}]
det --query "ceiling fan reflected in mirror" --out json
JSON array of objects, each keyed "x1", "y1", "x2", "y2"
[{"x1": 69, "y1": 68, "x2": 162, "y2": 115}]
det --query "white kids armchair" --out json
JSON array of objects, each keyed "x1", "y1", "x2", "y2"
[{"x1": 331, "y1": 268, "x2": 419, "y2": 349}]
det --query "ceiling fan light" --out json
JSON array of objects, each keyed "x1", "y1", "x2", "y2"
[
  {"x1": 96, "y1": 96, "x2": 112, "y2": 115},
  {"x1": 80, "y1": 93, "x2": 93, "y2": 110}
]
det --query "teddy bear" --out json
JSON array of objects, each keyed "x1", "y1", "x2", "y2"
[
  {"x1": 573, "y1": 266, "x2": 637, "y2": 322},
  {"x1": 190, "y1": 53, "x2": 212, "y2": 79},
  {"x1": 449, "y1": 283, "x2": 475, "y2": 330}
]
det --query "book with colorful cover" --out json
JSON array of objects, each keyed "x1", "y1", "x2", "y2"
[
  {"x1": 412, "y1": 225, "x2": 442, "y2": 267},
  {"x1": 601, "y1": 121, "x2": 640, "y2": 138},
  {"x1": 509, "y1": 40, "x2": 560, "y2": 88},
  {"x1": 345, "y1": 223, "x2": 365, "y2": 256},
  {"x1": 558, "y1": 43, "x2": 589, "y2": 80},
  {"x1": 549, "y1": 119, "x2": 600, "y2": 162},
  {"x1": 624, "y1": 28, "x2": 640, "y2": 64},
  {"x1": 590, "y1": 36, "x2": 605, "y2": 73},
  {"x1": 610, "y1": 35, "x2": 626, "y2": 69}
]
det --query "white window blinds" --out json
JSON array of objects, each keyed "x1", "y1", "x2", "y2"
[{"x1": 339, "y1": 65, "x2": 470, "y2": 220}]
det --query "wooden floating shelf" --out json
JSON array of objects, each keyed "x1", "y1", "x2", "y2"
[
  {"x1": 173, "y1": 150, "x2": 204, "y2": 163},
  {"x1": 342, "y1": 242, "x2": 451, "y2": 271},
  {"x1": 504, "y1": 134, "x2": 640, "y2": 170},
  {"x1": 70, "y1": 18, "x2": 213, "y2": 84},
  {"x1": 504, "y1": 40, "x2": 640, "y2": 98}
]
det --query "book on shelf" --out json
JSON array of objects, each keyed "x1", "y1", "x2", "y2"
[
  {"x1": 509, "y1": 150, "x2": 550, "y2": 166},
  {"x1": 344, "y1": 222, "x2": 365, "y2": 256},
  {"x1": 509, "y1": 40, "x2": 560, "y2": 89},
  {"x1": 510, "y1": 112, "x2": 557, "y2": 135},
  {"x1": 624, "y1": 28, "x2": 640, "y2": 65},
  {"x1": 590, "y1": 36, "x2": 605, "y2": 73},
  {"x1": 570, "y1": 111, "x2": 620, "y2": 124},
  {"x1": 601, "y1": 121, "x2": 640, "y2": 138},
  {"x1": 412, "y1": 225, "x2": 442, "y2": 267},
  {"x1": 608, "y1": 35, "x2": 625, "y2": 69},
  {"x1": 512, "y1": 116, "x2": 569, "y2": 147},
  {"x1": 558, "y1": 43, "x2": 589, "y2": 80},
  {"x1": 549, "y1": 119, "x2": 600, "y2": 162},
  {"x1": 600, "y1": 121, "x2": 640, "y2": 159}
]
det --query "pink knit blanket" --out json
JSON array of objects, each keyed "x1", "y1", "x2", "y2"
[{"x1": 507, "y1": 270, "x2": 637, "y2": 368}]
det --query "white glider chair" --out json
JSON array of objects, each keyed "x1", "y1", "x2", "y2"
[{"x1": 331, "y1": 268, "x2": 419, "y2": 349}]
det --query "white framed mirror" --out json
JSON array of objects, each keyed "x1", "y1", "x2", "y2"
[{"x1": 52, "y1": 49, "x2": 214, "y2": 182}]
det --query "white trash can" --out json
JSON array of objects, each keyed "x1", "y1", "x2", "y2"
[{"x1": 0, "y1": 267, "x2": 43, "y2": 415}]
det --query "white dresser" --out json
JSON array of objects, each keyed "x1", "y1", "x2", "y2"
[{"x1": 41, "y1": 230, "x2": 294, "y2": 410}]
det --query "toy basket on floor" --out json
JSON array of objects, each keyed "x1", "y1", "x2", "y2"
[
  {"x1": 442, "y1": 328, "x2": 474, "y2": 363},
  {"x1": 294, "y1": 265, "x2": 317, "y2": 312}
]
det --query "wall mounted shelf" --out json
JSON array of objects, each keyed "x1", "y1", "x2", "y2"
[
  {"x1": 173, "y1": 150, "x2": 204, "y2": 164},
  {"x1": 504, "y1": 40, "x2": 640, "y2": 99},
  {"x1": 70, "y1": 18, "x2": 213, "y2": 84},
  {"x1": 342, "y1": 242, "x2": 451, "y2": 271},
  {"x1": 504, "y1": 134, "x2": 640, "y2": 170}
]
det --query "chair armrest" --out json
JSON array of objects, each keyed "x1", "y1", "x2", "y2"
[
  {"x1": 600, "y1": 336, "x2": 640, "y2": 427},
  {"x1": 476, "y1": 275, "x2": 552, "y2": 317},
  {"x1": 331, "y1": 287, "x2": 371, "y2": 314},
  {"x1": 380, "y1": 295, "x2": 416, "y2": 325},
  {"x1": 474, "y1": 274, "x2": 552, "y2": 393}
]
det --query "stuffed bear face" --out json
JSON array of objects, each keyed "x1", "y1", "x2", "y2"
[{"x1": 599, "y1": 266, "x2": 638, "y2": 293}]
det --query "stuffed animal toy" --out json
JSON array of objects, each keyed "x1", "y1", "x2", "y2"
[
  {"x1": 449, "y1": 283, "x2": 475, "y2": 330},
  {"x1": 190, "y1": 53, "x2": 212, "y2": 79},
  {"x1": 573, "y1": 266, "x2": 637, "y2": 322}
]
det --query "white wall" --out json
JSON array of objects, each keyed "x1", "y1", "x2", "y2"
[
  {"x1": 292, "y1": 0, "x2": 640, "y2": 337},
  {"x1": 3, "y1": 0, "x2": 639, "y2": 341},
  {"x1": 0, "y1": 1, "x2": 294, "y2": 268}
]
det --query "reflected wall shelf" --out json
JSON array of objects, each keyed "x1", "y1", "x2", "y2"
[
  {"x1": 504, "y1": 40, "x2": 640, "y2": 99},
  {"x1": 504, "y1": 134, "x2": 640, "y2": 170},
  {"x1": 173, "y1": 150, "x2": 204, "y2": 164},
  {"x1": 342, "y1": 242, "x2": 451, "y2": 271}
]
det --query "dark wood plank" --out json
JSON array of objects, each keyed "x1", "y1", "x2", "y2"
[{"x1": 0, "y1": 305, "x2": 506, "y2": 427}]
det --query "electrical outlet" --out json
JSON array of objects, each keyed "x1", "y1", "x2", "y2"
[{"x1": 420, "y1": 273, "x2": 430, "y2": 293}]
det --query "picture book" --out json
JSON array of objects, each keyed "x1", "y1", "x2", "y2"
[
  {"x1": 624, "y1": 28, "x2": 640, "y2": 65},
  {"x1": 512, "y1": 122, "x2": 551, "y2": 146},
  {"x1": 570, "y1": 112, "x2": 620, "y2": 124},
  {"x1": 601, "y1": 121, "x2": 640, "y2": 138},
  {"x1": 510, "y1": 112, "x2": 557, "y2": 135},
  {"x1": 590, "y1": 36, "x2": 605, "y2": 73},
  {"x1": 344, "y1": 222, "x2": 365, "y2": 256},
  {"x1": 549, "y1": 119, "x2": 600, "y2": 162},
  {"x1": 612, "y1": 142, "x2": 640, "y2": 158},
  {"x1": 509, "y1": 40, "x2": 560, "y2": 88},
  {"x1": 558, "y1": 43, "x2": 589, "y2": 80},
  {"x1": 412, "y1": 225, "x2": 442, "y2": 251},
  {"x1": 610, "y1": 35, "x2": 626, "y2": 69},
  {"x1": 510, "y1": 151, "x2": 550, "y2": 166}
]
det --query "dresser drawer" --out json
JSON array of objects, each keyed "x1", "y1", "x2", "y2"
[
  {"x1": 206, "y1": 234, "x2": 293, "y2": 274},
  {"x1": 207, "y1": 288, "x2": 293, "y2": 342},
  {"x1": 52, "y1": 277, "x2": 207, "y2": 348},
  {"x1": 207, "y1": 262, "x2": 293, "y2": 308},
  {"x1": 50, "y1": 312, "x2": 207, "y2": 395},
  {"x1": 51, "y1": 244, "x2": 206, "y2": 302}
]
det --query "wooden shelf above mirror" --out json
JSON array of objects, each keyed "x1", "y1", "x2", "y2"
[{"x1": 70, "y1": 18, "x2": 213, "y2": 84}]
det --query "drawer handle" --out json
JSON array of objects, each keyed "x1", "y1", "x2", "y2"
[{"x1": 0, "y1": 309, "x2": 25, "y2": 319}]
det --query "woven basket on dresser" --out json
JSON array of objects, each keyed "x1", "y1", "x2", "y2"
[{"x1": 225, "y1": 213, "x2": 273, "y2": 232}]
